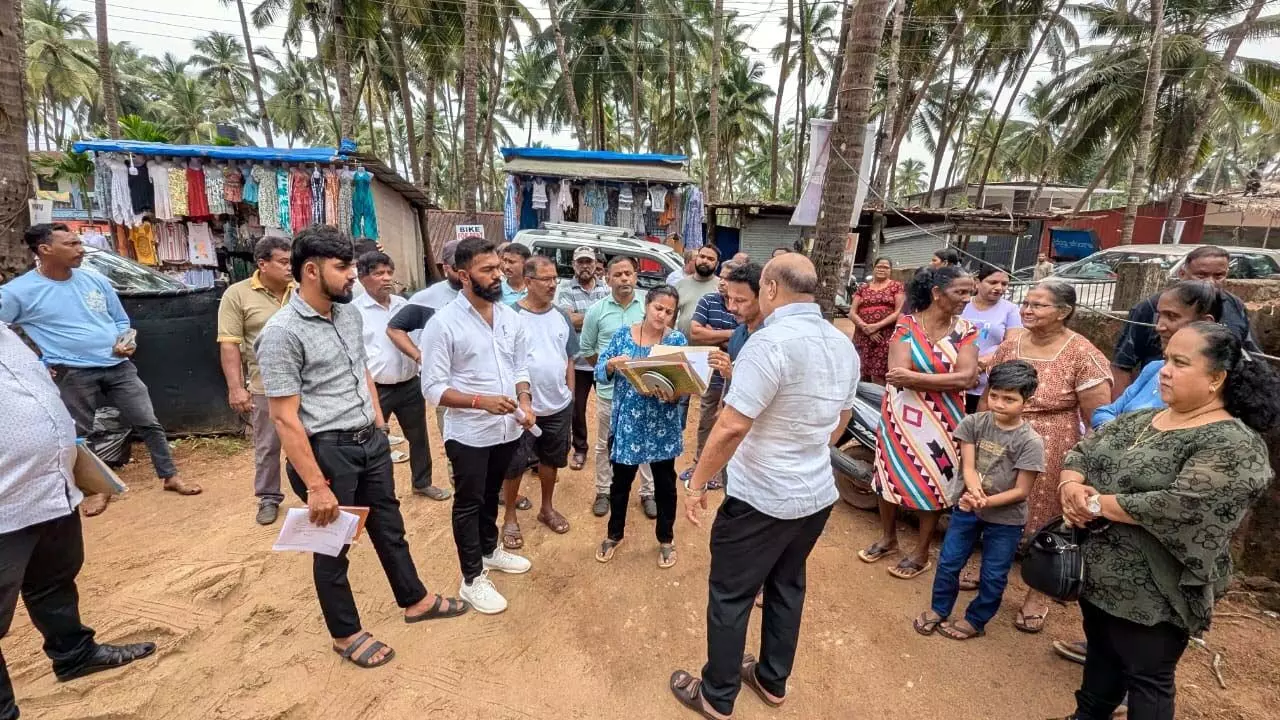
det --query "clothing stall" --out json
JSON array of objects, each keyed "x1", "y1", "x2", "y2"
[
  {"x1": 72, "y1": 140, "x2": 386, "y2": 289},
  {"x1": 500, "y1": 148, "x2": 705, "y2": 252}
]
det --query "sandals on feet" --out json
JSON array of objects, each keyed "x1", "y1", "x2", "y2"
[
  {"x1": 857, "y1": 542, "x2": 896, "y2": 563},
  {"x1": 659, "y1": 543, "x2": 677, "y2": 569},
  {"x1": 502, "y1": 523, "x2": 524, "y2": 550},
  {"x1": 1015, "y1": 608, "x2": 1048, "y2": 634},
  {"x1": 333, "y1": 631, "x2": 395, "y2": 669},
  {"x1": 913, "y1": 611, "x2": 943, "y2": 636},
  {"x1": 56, "y1": 642, "x2": 156, "y2": 682},
  {"x1": 740, "y1": 654, "x2": 784, "y2": 707},
  {"x1": 669, "y1": 670, "x2": 730, "y2": 719},
  {"x1": 537, "y1": 509, "x2": 570, "y2": 534},
  {"x1": 887, "y1": 558, "x2": 932, "y2": 580},
  {"x1": 596, "y1": 538, "x2": 622, "y2": 563},
  {"x1": 938, "y1": 620, "x2": 985, "y2": 640},
  {"x1": 405, "y1": 594, "x2": 470, "y2": 623}
]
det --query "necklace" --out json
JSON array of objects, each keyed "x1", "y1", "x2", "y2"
[
  {"x1": 921, "y1": 314, "x2": 952, "y2": 344},
  {"x1": 1128, "y1": 407, "x2": 1225, "y2": 450}
]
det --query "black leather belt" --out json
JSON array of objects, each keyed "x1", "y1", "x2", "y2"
[{"x1": 311, "y1": 425, "x2": 378, "y2": 445}]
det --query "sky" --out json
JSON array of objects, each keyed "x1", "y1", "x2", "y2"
[{"x1": 66, "y1": 0, "x2": 1278, "y2": 186}]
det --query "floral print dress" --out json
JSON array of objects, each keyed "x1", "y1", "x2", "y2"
[
  {"x1": 852, "y1": 280, "x2": 903, "y2": 379},
  {"x1": 595, "y1": 326, "x2": 687, "y2": 466}
]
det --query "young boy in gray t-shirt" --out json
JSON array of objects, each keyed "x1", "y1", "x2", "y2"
[{"x1": 914, "y1": 360, "x2": 1045, "y2": 640}]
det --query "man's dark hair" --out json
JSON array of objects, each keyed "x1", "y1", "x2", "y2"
[
  {"x1": 454, "y1": 237, "x2": 497, "y2": 270},
  {"x1": 357, "y1": 250, "x2": 395, "y2": 277},
  {"x1": 1185, "y1": 245, "x2": 1229, "y2": 266},
  {"x1": 253, "y1": 235, "x2": 292, "y2": 263},
  {"x1": 291, "y1": 225, "x2": 354, "y2": 281},
  {"x1": 697, "y1": 244, "x2": 721, "y2": 260},
  {"x1": 502, "y1": 242, "x2": 532, "y2": 260},
  {"x1": 24, "y1": 223, "x2": 71, "y2": 254},
  {"x1": 607, "y1": 255, "x2": 638, "y2": 271},
  {"x1": 726, "y1": 262, "x2": 763, "y2": 296},
  {"x1": 987, "y1": 359, "x2": 1039, "y2": 400}
]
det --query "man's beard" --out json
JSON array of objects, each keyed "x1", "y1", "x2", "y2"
[
  {"x1": 694, "y1": 264, "x2": 715, "y2": 278},
  {"x1": 473, "y1": 279, "x2": 504, "y2": 303},
  {"x1": 447, "y1": 277, "x2": 464, "y2": 291},
  {"x1": 323, "y1": 277, "x2": 354, "y2": 303}
]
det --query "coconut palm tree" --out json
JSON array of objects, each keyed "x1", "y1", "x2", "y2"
[
  {"x1": 894, "y1": 158, "x2": 927, "y2": 202},
  {"x1": 23, "y1": 0, "x2": 96, "y2": 149},
  {"x1": 696, "y1": 58, "x2": 773, "y2": 200},
  {"x1": 261, "y1": 47, "x2": 322, "y2": 146},
  {"x1": 504, "y1": 49, "x2": 551, "y2": 145},
  {"x1": 1, "y1": 0, "x2": 32, "y2": 274},
  {"x1": 767, "y1": 0, "x2": 793, "y2": 199},
  {"x1": 462, "y1": 0, "x2": 479, "y2": 216},
  {"x1": 220, "y1": 0, "x2": 273, "y2": 146},
  {"x1": 544, "y1": 0, "x2": 587, "y2": 147},
  {"x1": 707, "y1": 0, "x2": 723, "y2": 199},
  {"x1": 190, "y1": 32, "x2": 252, "y2": 118},
  {"x1": 93, "y1": 0, "x2": 120, "y2": 138}
]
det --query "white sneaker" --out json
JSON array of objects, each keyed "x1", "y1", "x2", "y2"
[
  {"x1": 387, "y1": 434, "x2": 405, "y2": 446},
  {"x1": 483, "y1": 547, "x2": 532, "y2": 575},
  {"x1": 459, "y1": 571, "x2": 507, "y2": 614}
]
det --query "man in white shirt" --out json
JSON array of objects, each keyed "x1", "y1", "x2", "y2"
[
  {"x1": 420, "y1": 238, "x2": 536, "y2": 615},
  {"x1": 354, "y1": 252, "x2": 449, "y2": 501},
  {"x1": 671, "y1": 254, "x2": 859, "y2": 719},
  {"x1": 504, "y1": 256, "x2": 578, "y2": 543},
  {"x1": 666, "y1": 249, "x2": 695, "y2": 286},
  {"x1": 0, "y1": 322, "x2": 156, "y2": 719}
]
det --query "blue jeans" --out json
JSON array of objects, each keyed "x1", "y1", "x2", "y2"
[{"x1": 930, "y1": 510, "x2": 1023, "y2": 631}]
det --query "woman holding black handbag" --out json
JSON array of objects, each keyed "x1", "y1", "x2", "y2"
[{"x1": 1048, "y1": 322, "x2": 1277, "y2": 720}]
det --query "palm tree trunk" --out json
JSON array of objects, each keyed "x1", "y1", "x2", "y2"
[
  {"x1": 929, "y1": 44, "x2": 982, "y2": 199},
  {"x1": 422, "y1": 73, "x2": 436, "y2": 202},
  {"x1": 813, "y1": 0, "x2": 892, "y2": 315},
  {"x1": 380, "y1": 88, "x2": 397, "y2": 173},
  {"x1": 365, "y1": 70, "x2": 380, "y2": 158},
  {"x1": 631, "y1": 0, "x2": 642, "y2": 153},
  {"x1": 769, "y1": 0, "x2": 793, "y2": 200},
  {"x1": 888, "y1": 0, "x2": 978, "y2": 165},
  {"x1": 95, "y1": 0, "x2": 120, "y2": 139},
  {"x1": 1, "y1": 0, "x2": 33, "y2": 275},
  {"x1": 480, "y1": 15, "x2": 510, "y2": 201},
  {"x1": 871, "y1": 0, "x2": 905, "y2": 198},
  {"x1": 332, "y1": 2, "x2": 357, "y2": 142},
  {"x1": 391, "y1": 24, "x2": 419, "y2": 184},
  {"x1": 707, "y1": 0, "x2": 724, "y2": 202},
  {"x1": 1162, "y1": 0, "x2": 1264, "y2": 240},
  {"x1": 546, "y1": 0, "x2": 587, "y2": 149},
  {"x1": 975, "y1": 0, "x2": 1068, "y2": 208},
  {"x1": 234, "y1": 0, "x2": 273, "y2": 146},
  {"x1": 823, "y1": 0, "x2": 853, "y2": 117},
  {"x1": 461, "y1": 0, "x2": 479, "y2": 218},
  {"x1": 1120, "y1": 0, "x2": 1164, "y2": 244},
  {"x1": 311, "y1": 23, "x2": 340, "y2": 138},
  {"x1": 1073, "y1": 142, "x2": 1123, "y2": 212},
  {"x1": 791, "y1": 0, "x2": 808, "y2": 199},
  {"x1": 666, "y1": 30, "x2": 677, "y2": 152}
]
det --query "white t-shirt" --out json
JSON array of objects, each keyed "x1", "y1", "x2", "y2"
[
  {"x1": 409, "y1": 280, "x2": 460, "y2": 310},
  {"x1": 514, "y1": 303, "x2": 579, "y2": 416}
]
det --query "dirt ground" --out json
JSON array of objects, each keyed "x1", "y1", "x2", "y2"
[{"x1": 8, "y1": 400, "x2": 1280, "y2": 720}]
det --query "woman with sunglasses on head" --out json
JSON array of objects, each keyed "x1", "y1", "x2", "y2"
[
  {"x1": 1049, "y1": 322, "x2": 1275, "y2": 720},
  {"x1": 987, "y1": 280, "x2": 1112, "y2": 633}
]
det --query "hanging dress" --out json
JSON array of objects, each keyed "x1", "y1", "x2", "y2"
[
  {"x1": 338, "y1": 169, "x2": 355, "y2": 236},
  {"x1": 148, "y1": 162, "x2": 171, "y2": 220},
  {"x1": 289, "y1": 168, "x2": 312, "y2": 234},
  {"x1": 351, "y1": 168, "x2": 378, "y2": 239},
  {"x1": 252, "y1": 166, "x2": 277, "y2": 227},
  {"x1": 186, "y1": 165, "x2": 210, "y2": 217},
  {"x1": 275, "y1": 168, "x2": 291, "y2": 231}
]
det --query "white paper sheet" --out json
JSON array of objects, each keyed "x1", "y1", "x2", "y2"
[
  {"x1": 682, "y1": 351, "x2": 713, "y2": 386},
  {"x1": 272, "y1": 508, "x2": 361, "y2": 557}
]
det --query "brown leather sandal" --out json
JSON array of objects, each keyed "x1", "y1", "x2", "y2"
[
  {"x1": 669, "y1": 670, "x2": 731, "y2": 719},
  {"x1": 740, "y1": 654, "x2": 784, "y2": 707}
]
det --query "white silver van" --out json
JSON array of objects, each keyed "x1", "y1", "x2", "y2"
[{"x1": 511, "y1": 222, "x2": 684, "y2": 290}]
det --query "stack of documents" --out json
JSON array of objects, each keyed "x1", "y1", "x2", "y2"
[
  {"x1": 272, "y1": 508, "x2": 367, "y2": 557},
  {"x1": 617, "y1": 345, "x2": 717, "y2": 395}
]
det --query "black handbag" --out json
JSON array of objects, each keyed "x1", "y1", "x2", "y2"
[{"x1": 1020, "y1": 516, "x2": 1089, "y2": 602}]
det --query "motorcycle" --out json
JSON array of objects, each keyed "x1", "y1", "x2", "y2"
[{"x1": 830, "y1": 381, "x2": 883, "y2": 511}]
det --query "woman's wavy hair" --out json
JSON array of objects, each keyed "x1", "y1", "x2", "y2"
[{"x1": 1186, "y1": 321, "x2": 1280, "y2": 433}]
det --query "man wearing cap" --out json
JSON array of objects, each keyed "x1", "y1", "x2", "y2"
[{"x1": 554, "y1": 246, "x2": 610, "y2": 471}]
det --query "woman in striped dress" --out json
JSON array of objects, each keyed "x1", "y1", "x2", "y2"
[{"x1": 859, "y1": 266, "x2": 978, "y2": 580}]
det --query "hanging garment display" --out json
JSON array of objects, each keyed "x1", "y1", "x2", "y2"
[
  {"x1": 224, "y1": 166, "x2": 244, "y2": 203},
  {"x1": 242, "y1": 164, "x2": 260, "y2": 205},
  {"x1": 130, "y1": 223, "x2": 158, "y2": 266},
  {"x1": 289, "y1": 169, "x2": 312, "y2": 234},
  {"x1": 310, "y1": 168, "x2": 326, "y2": 225},
  {"x1": 532, "y1": 179, "x2": 548, "y2": 210},
  {"x1": 187, "y1": 222, "x2": 217, "y2": 266},
  {"x1": 548, "y1": 181, "x2": 567, "y2": 223},
  {"x1": 324, "y1": 169, "x2": 340, "y2": 224},
  {"x1": 338, "y1": 169, "x2": 355, "y2": 236},
  {"x1": 148, "y1": 162, "x2": 172, "y2": 220},
  {"x1": 166, "y1": 162, "x2": 189, "y2": 217},
  {"x1": 616, "y1": 185, "x2": 634, "y2": 231},
  {"x1": 682, "y1": 186, "x2": 705, "y2": 248},
  {"x1": 81, "y1": 229, "x2": 112, "y2": 251},
  {"x1": 94, "y1": 154, "x2": 115, "y2": 223},
  {"x1": 186, "y1": 164, "x2": 210, "y2": 217},
  {"x1": 127, "y1": 159, "x2": 154, "y2": 215},
  {"x1": 519, "y1": 183, "x2": 538, "y2": 232},
  {"x1": 648, "y1": 184, "x2": 668, "y2": 210},
  {"x1": 504, "y1": 176, "x2": 518, "y2": 240},
  {"x1": 351, "y1": 168, "x2": 378, "y2": 239},
  {"x1": 251, "y1": 166, "x2": 276, "y2": 226},
  {"x1": 633, "y1": 186, "x2": 647, "y2": 236},
  {"x1": 155, "y1": 222, "x2": 189, "y2": 263},
  {"x1": 588, "y1": 184, "x2": 608, "y2": 225},
  {"x1": 604, "y1": 187, "x2": 618, "y2": 227},
  {"x1": 105, "y1": 156, "x2": 137, "y2": 226},
  {"x1": 205, "y1": 165, "x2": 228, "y2": 215},
  {"x1": 275, "y1": 168, "x2": 291, "y2": 230}
]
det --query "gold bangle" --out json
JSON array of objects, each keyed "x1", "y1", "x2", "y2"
[
  {"x1": 1057, "y1": 478, "x2": 1083, "y2": 490},
  {"x1": 686, "y1": 487, "x2": 706, "y2": 497}
]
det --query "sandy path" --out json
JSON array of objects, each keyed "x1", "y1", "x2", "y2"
[{"x1": 7, "y1": 401, "x2": 1278, "y2": 720}]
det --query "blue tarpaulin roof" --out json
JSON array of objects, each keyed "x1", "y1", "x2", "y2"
[
  {"x1": 500, "y1": 147, "x2": 688, "y2": 165},
  {"x1": 71, "y1": 138, "x2": 358, "y2": 163}
]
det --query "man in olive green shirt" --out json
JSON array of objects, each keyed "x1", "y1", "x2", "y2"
[{"x1": 217, "y1": 236, "x2": 295, "y2": 524}]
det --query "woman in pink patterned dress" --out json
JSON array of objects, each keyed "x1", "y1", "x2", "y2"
[{"x1": 850, "y1": 258, "x2": 905, "y2": 383}]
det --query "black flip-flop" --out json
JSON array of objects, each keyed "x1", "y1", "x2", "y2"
[
  {"x1": 857, "y1": 543, "x2": 896, "y2": 563},
  {"x1": 405, "y1": 595, "x2": 469, "y2": 623},
  {"x1": 913, "y1": 611, "x2": 943, "y2": 636},
  {"x1": 56, "y1": 642, "x2": 156, "y2": 682},
  {"x1": 333, "y1": 631, "x2": 395, "y2": 668}
]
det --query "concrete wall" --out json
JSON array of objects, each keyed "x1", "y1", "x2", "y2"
[{"x1": 370, "y1": 180, "x2": 425, "y2": 291}]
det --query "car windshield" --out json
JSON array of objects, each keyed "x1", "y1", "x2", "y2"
[
  {"x1": 1055, "y1": 251, "x2": 1178, "y2": 280},
  {"x1": 532, "y1": 245, "x2": 671, "y2": 290},
  {"x1": 82, "y1": 249, "x2": 187, "y2": 294},
  {"x1": 1228, "y1": 252, "x2": 1280, "y2": 279}
]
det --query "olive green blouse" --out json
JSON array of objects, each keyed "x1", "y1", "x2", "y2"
[{"x1": 1062, "y1": 409, "x2": 1272, "y2": 634}]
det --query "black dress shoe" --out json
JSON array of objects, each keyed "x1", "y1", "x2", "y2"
[{"x1": 57, "y1": 642, "x2": 156, "y2": 682}]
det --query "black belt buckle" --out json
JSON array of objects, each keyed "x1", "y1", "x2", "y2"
[{"x1": 352, "y1": 425, "x2": 374, "y2": 444}]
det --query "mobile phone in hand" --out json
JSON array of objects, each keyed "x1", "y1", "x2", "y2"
[{"x1": 116, "y1": 329, "x2": 137, "y2": 350}]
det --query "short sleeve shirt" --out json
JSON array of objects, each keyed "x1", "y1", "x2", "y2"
[
  {"x1": 216, "y1": 272, "x2": 293, "y2": 394},
  {"x1": 953, "y1": 412, "x2": 1046, "y2": 526},
  {"x1": 513, "y1": 303, "x2": 579, "y2": 415}
]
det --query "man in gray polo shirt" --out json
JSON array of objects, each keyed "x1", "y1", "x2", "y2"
[
  {"x1": 670, "y1": 254, "x2": 859, "y2": 719},
  {"x1": 256, "y1": 226, "x2": 466, "y2": 669}
]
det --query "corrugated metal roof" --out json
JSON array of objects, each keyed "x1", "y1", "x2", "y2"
[
  {"x1": 882, "y1": 222, "x2": 954, "y2": 242},
  {"x1": 501, "y1": 147, "x2": 688, "y2": 165},
  {"x1": 503, "y1": 157, "x2": 694, "y2": 184}
]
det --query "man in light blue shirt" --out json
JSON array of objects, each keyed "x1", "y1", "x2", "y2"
[
  {"x1": 672, "y1": 254, "x2": 858, "y2": 719},
  {"x1": 580, "y1": 256, "x2": 655, "y2": 519},
  {"x1": 499, "y1": 242, "x2": 530, "y2": 306},
  {"x1": 0, "y1": 224, "x2": 199, "y2": 516}
]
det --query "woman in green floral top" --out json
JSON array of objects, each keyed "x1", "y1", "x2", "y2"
[{"x1": 1050, "y1": 323, "x2": 1276, "y2": 720}]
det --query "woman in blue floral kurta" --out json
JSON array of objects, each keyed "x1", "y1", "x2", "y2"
[{"x1": 595, "y1": 286, "x2": 687, "y2": 568}]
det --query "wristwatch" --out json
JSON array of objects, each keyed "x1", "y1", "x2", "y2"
[{"x1": 1086, "y1": 494, "x2": 1102, "y2": 517}]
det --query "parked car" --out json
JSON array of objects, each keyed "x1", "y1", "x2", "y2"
[
  {"x1": 511, "y1": 222, "x2": 684, "y2": 290},
  {"x1": 1008, "y1": 245, "x2": 1280, "y2": 310}
]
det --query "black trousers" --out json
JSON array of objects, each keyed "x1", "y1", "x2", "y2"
[
  {"x1": 0, "y1": 514, "x2": 98, "y2": 720},
  {"x1": 571, "y1": 369, "x2": 595, "y2": 455},
  {"x1": 1075, "y1": 599, "x2": 1189, "y2": 720},
  {"x1": 52, "y1": 361, "x2": 178, "y2": 479},
  {"x1": 445, "y1": 439, "x2": 518, "y2": 583},
  {"x1": 286, "y1": 431, "x2": 427, "y2": 639},
  {"x1": 608, "y1": 459, "x2": 677, "y2": 543},
  {"x1": 375, "y1": 377, "x2": 433, "y2": 490},
  {"x1": 700, "y1": 498, "x2": 832, "y2": 716}
]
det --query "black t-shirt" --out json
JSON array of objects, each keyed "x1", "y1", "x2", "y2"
[
  {"x1": 387, "y1": 304, "x2": 435, "y2": 333},
  {"x1": 128, "y1": 161, "x2": 154, "y2": 214},
  {"x1": 1112, "y1": 290, "x2": 1257, "y2": 372}
]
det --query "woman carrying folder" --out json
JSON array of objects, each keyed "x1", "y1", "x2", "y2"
[{"x1": 594, "y1": 286, "x2": 688, "y2": 568}]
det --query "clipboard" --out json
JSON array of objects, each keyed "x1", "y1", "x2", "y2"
[
  {"x1": 338, "y1": 506, "x2": 369, "y2": 542},
  {"x1": 73, "y1": 442, "x2": 128, "y2": 496}
]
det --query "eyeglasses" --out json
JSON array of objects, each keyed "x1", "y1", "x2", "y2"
[
  {"x1": 1018, "y1": 301, "x2": 1059, "y2": 310},
  {"x1": 528, "y1": 275, "x2": 559, "y2": 283}
]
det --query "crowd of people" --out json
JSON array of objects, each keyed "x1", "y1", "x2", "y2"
[{"x1": 1, "y1": 222, "x2": 1276, "y2": 720}]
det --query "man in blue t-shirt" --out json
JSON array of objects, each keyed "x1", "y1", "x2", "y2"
[
  {"x1": 0, "y1": 224, "x2": 200, "y2": 516},
  {"x1": 685, "y1": 262, "x2": 745, "y2": 488}
]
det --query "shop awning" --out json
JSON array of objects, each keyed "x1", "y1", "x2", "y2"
[
  {"x1": 501, "y1": 147, "x2": 688, "y2": 165},
  {"x1": 502, "y1": 157, "x2": 694, "y2": 184}
]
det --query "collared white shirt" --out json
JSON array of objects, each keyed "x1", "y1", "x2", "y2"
[
  {"x1": 354, "y1": 292, "x2": 419, "y2": 385},
  {"x1": 723, "y1": 302, "x2": 859, "y2": 520},
  {"x1": 409, "y1": 280, "x2": 459, "y2": 311},
  {"x1": 0, "y1": 325, "x2": 83, "y2": 533},
  {"x1": 420, "y1": 294, "x2": 531, "y2": 447}
]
